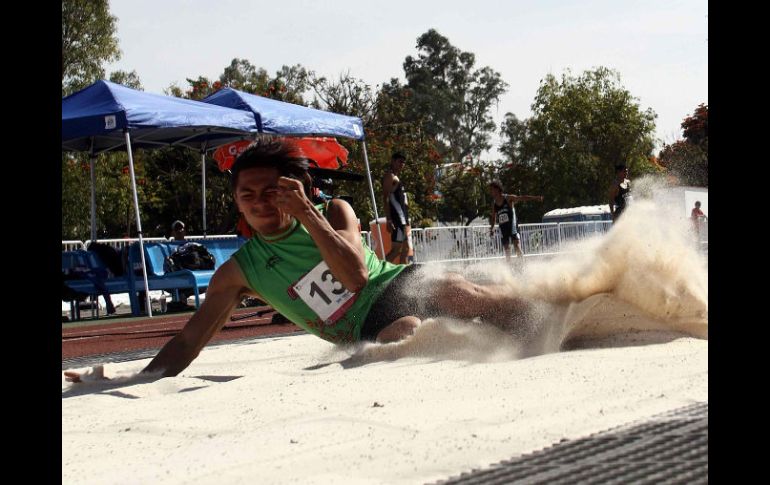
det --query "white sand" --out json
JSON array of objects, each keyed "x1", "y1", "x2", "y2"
[
  {"x1": 63, "y1": 178, "x2": 708, "y2": 484},
  {"x1": 62, "y1": 329, "x2": 706, "y2": 485}
]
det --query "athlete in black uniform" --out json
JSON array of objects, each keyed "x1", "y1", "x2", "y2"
[
  {"x1": 489, "y1": 180, "x2": 544, "y2": 264},
  {"x1": 383, "y1": 152, "x2": 411, "y2": 264},
  {"x1": 609, "y1": 164, "x2": 632, "y2": 221}
]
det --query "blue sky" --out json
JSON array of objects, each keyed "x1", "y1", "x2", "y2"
[{"x1": 105, "y1": 0, "x2": 707, "y2": 154}]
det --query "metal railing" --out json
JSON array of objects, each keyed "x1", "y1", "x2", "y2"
[
  {"x1": 185, "y1": 234, "x2": 240, "y2": 242},
  {"x1": 62, "y1": 240, "x2": 86, "y2": 251},
  {"x1": 410, "y1": 225, "x2": 501, "y2": 263},
  {"x1": 519, "y1": 221, "x2": 614, "y2": 256},
  {"x1": 63, "y1": 219, "x2": 706, "y2": 263},
  {"x1": 409, "y1": 221, "x2": 614, "y2": 263},
  {"x1": 67, "y1": 235, "x2": 243, "y2": 253},
  {"x1": 81, "y1": 237, "x2": 169, "y2": 251},
  {"x1": 66, "y1": 233, "x2": 369, "y2": 253},
  {"x1": 518, "y1": 223, "x2": 561, "y2": 255}
]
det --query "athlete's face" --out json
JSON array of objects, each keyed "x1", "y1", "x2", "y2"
[
  {"x1": 234, "y1": 167, "x2": 293, "y2": 236},
  {"x1": 489, "y1": 186, "x2": 502, "y2": 198}
]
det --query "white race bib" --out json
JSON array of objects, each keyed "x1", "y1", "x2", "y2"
[
  {"x1": 292, "y1": 261, "x2": 357, "y2": 324},
  {"x1": 498, "y1": 212, "x2": 510, "y2": 224}
]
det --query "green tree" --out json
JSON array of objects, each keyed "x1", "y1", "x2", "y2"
[
  {"x1": 62, "y1": 1, "x2": 157, "y2": 240},
  {"x1": 499, "y1": 67, "x2": 659, "y2": 221},
  {"x1": 400, "y1": 29, "x2": 508, "y2": 224},
  {"x1": 62, "y1": 152, "x2": 148, "y2": 240},
  {"x1": 219, "y1": 58, "x2": 265, "y2": 93},
  {"x1": 351, "y1": 79, "x2": 442, "y2": 227},
  {"x1": 139, "y1": 146, "x2": 235, "y2": 237},
  {"x1": 435, "y1": 161, "x2": 498, "y2": 225},
  {"x1": 403, "y1": 29, "x2": 508, "y2": 164},
  {"x1": 308, "y1": 71, "x2": 377, "y2": 123},
  {"x1": 304, "y1": 72, "x2": 379, "y2": 222},
  {"x1": 301, "y1": 73, "x2": 443, "y2": 227},
  {"x1": 658, "y1": 103, "x2": 707, "y2": 186},
  {"x1": 61, "y1": 0, "x2": 121, "y2": 95},
  {"x1": 494, "y1": 114, "x2": 544, "y2": 223},
  {"x1": 109, "y1": 70, "x2": 143, "y2": 90},
  {"x1": 268, "y1": 64, "x2": 310, "y2": 104},
  {"x1": 180, "y1": 76, "x2": 219, "y2": 100},
  {"x1": 175, "y1": 61, "x2": 309, "y2": 103}
]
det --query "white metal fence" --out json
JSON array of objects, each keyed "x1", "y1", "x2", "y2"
[
  {"x1": 185, "y1": 234, "x2": 241, "y2": 242},
  {"x1": 411, "y1": 226, "x2": 500, "y2": 263},
  {"x1": 409, "y1": 221, "x2": 614, "y2": 263},
  {"x1": 62, "y1": 235, "x2": 243, "y2": 253},
  {"x1": 62, "y1": 219, "x2": 707, "y2": 262},
  {"x1": 62, "y1": 240, "x2": 86, "y2": 251},
  {"x1": 519, "y1": 221, "x2": 614, "y2": 256}
]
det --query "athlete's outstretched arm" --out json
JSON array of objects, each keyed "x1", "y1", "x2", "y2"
[
  {"x1": 506, "y1": 194, "x2": 544, "y2": 203},
  {"x1": 141, "y1": 260, "x2": 253, "y2": 377},
  {"x1": 63, "y1": 261, "x2": 253, "y2": 383}
]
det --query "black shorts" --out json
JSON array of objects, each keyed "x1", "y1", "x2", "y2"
[
  {"x1": 390, "y1": 222, "x2": 408, "y2": 243},
  {"x1": 359, "y1": 265, "x2": 430, "y2": 341},
  {"x1": 500, "y1": 229, "x2": 520, "y2": 247}
]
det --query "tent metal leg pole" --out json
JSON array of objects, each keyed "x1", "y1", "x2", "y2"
[
  {"x1": 89, "y1": 143, "x2": 97, "y2": 242},
  {"x1": 201, "y1": 149, "x2": 207, "y2": 237},
  {"x1": 360, "y1": 141, "x2": 386, "y2": 259},
  {"x1": 124, "y1": 131, "x2": 153, "y2": 318}
]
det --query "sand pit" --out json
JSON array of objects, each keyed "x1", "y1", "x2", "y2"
[{"x1": 62, "y1": 328, "x2": 706, "y2": 484}]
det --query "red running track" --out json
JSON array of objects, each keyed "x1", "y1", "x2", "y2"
[{"x1": 62, "y1": 306, "x2": 303, "y2": 360}]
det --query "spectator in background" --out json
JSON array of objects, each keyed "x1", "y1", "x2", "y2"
[
  {"x1": 169, "y1": 219, "x2": 197, "y2": 310},
  {"x1": 382, "y1": 152, "x2": 412, "y2": 264},
  {"x1": 171, "y1": 220, "x2": 187, "y2": 241},
  {"x1": 691, "y1": 201, "x2": 707, "y2": 242},
  {"x1": 609, "y1": 164, "x2": 632, "y2": 221}
]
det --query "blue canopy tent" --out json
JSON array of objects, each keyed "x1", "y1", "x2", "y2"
[
  {"x1": 62, "y1": 80, "x2": 258, "y2": 316},
  {"x1": 202, "y1": 88, "x2": 386, "y2": 257}
]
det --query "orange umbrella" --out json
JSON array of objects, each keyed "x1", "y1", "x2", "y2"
[{"x1": 213, "y1": 136, "x2": 349, "y2": 172}]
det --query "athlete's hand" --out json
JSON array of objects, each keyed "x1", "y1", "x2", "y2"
[
  {"x1": 385, "y1": 219, "x2": 394, "y2": 233},
  {"x1": 273, "y1": 176, "x2": 310, "y2": 217},
  {"x1": 64, "y1": 365, "x2": 109, "y2": 383}
]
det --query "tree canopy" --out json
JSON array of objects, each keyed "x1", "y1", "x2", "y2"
[
  {"x1": 63, "y1": 12, "x2": 703, "y2": 239},
  {"x1": 404, "y1": 29, "x2": 507, "y2": 165},
  {"x1": 496, "y1": 67, "x2": 660, "y2": 222},
  {"x1": 61, "y1": 0, "x2": 121, "y2": 96},
  {"x1": 400, "y1": 29, "x2": 508, "y2": 225},
  {"x1": 658, "y1": 103, "x2": 708, "y2": 187}
]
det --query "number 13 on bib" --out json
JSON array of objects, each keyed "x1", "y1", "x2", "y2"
[{"x1": 292, "y1": 261, "x2": 358, "y2": 324}]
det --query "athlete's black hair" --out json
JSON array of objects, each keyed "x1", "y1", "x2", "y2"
[{"x1": 230, "y1": 136, "x2": 311, "y2": 195}]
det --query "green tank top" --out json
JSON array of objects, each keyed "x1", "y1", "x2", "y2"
[{"x1": 232, "y1": 208, "x2": 405, "y2": 344}]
